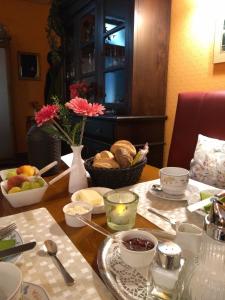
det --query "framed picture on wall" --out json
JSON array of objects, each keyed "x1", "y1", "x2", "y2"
[
  {"x1": 213, "y1": 18, "x2": 225, "y2": 63},
  {"x1": 18, "y1": 52, "x2": 40, "y2": 80}
]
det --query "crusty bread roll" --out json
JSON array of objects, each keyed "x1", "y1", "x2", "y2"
[
  {"x1": 93, "y1": 158, "x2": 120, "y2": 169},
  {"x1": 114, "y1": 148, "x2": 133, "y2": 168},
  {"x1": 94, "y1": 150, "x2": 114, "y2": 161},
  {"x1": 110, "y1": 140, "x2": 136, "y2": 157}
]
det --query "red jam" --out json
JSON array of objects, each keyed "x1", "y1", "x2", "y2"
[{"x1": 123, "y1": 237, "x2": 154, "y2": 251}]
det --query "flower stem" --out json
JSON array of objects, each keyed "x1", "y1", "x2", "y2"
[
  {"x1": 79, "y1": 117, "x2": 87, "y2": 145},
  {"x1": 52, "y1": 120, "x2": 74, "y2": 145}
]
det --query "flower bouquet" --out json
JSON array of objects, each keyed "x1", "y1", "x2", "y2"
[{"x1": 35, "y1": 96, "x2": 105, "y2": 193}]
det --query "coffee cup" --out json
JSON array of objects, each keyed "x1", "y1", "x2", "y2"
[
  {"x1": 0, "y1": 262, "x2": 22, "y2": 300},
  {"x1": 174, "y1": 223, "x2": 202, "y2": 257},
  {"x1": 160, "y1": 167, "x2": 189, "y2": 195}
]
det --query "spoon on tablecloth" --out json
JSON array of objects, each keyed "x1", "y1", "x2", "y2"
[{"x1": 44, "y1": 240, "x2": 75, "y2": 286}]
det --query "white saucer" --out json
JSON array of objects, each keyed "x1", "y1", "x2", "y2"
[
  {"x1": 71, "y1": 187, "x2": 113, "y2": 214},
  {"x1": 23, "y1": 282, "x2": 49, "y2": 300},
  {"x1": 149, "y1": 184, "x2": 199, "y2": 201}
]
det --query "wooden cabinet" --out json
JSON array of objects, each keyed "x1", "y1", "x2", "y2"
[{"x1": 62, "y1": 0, "x2": 171, "y2": 167}]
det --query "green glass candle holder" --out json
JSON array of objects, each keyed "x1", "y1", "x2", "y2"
[{"x1": 103, "y1": 190, "x2": 139, "y2": 231}]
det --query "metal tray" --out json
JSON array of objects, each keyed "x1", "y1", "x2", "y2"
[{"x1": 97, "y1": 229, "x2": 174, "y2": 300}]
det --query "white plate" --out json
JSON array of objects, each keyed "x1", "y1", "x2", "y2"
[
  {"x1": 149, "y1": 184, "x2": 199, "y2": 201},
  {"x1": 1, "y1": 229, "x2": 23, "y2": 263},
  {"x1": 23, "y1": 282, "x2": 49, "y2": 300},
  {"x1": 0, "y1": 168, "x2": 17, "y2": 181},
  {"x1": 71, "y1": 187, "x2": 113, "y2": 214}
]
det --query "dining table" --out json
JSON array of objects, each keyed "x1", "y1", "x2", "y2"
[{"x1": 0, "y1": 162, "x2": 210, "y2": 299}]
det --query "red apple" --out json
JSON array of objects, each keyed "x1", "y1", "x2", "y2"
[{"x1": 7, "y1": 175, "x2": 28, "y2": 191}]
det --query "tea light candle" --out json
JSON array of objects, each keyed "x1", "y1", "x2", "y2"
[
  {"x1": 111, "y1": 202, "x2": 129, "y2": 225},
  {"x1": 104, "y1": 190, "x2": 139, "y2": 231}
]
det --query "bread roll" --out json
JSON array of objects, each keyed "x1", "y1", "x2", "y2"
[
  {"x1": 94, "y1": 150, "x2": 114, "y2": 161},
  {"x1": 110, "y1": 140, "x2": 136, "y2": 157},
  {"x1": 93, "y1": 158, "x2": 120, "y2": 169},
  {"x1": 114, "y1": 148, "x2": 133, "y2": 168}
]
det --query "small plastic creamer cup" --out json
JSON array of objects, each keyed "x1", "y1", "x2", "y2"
[{"x1": 63, "y1": 201, "x2": 93, "y2": 227}]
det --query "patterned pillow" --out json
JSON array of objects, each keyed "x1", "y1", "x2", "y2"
[{"x1": 190, "y1": 134, "x2": 225, "y2": 188}]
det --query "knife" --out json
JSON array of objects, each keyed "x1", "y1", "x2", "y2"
[
  {"x1": 0, "y1": 241, "x2": 36, "y2": 258},
  {"x1": 187, "y1": 190, "x2": 225, "y2": 212}
]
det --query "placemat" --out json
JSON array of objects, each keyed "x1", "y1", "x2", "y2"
[
  {"x1": 122, "y1": 179, "x2": 215, "y2": 234},
  {"x1": 0, "y1": 208, "x2": 115, "y2": 300}
]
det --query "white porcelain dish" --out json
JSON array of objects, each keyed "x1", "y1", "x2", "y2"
[
  {"x1": 149, "y1": 183, "x2": 199, "y2": 201},
  {"x1": 0, "y1": 261, "x2": 22, "y2": 300},
  {"x1": 71, "y1": 187, "x2": 113, "y2": 214},
  {"x1": 1, "y1": 177, "x2": 48, "y2": 208},
  {"x1": 63, "y1": 201, "x2": 93, "y2": 227},
  {"x1": 119, "y1": 229, "x2": 158, "y2": 268}
]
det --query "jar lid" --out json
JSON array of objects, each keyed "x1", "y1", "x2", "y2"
[
  {"x1": 157, "y1": 241, "x2": 181, "y2": 270},
  {"x1": 205, "y1": 199, "x2": 225, "y2": 242},
  {"x1": 204, "y1": 215, "x2": 225, "y2": 242}
]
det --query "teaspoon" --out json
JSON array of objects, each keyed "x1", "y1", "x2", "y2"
[
  {"x1": 151, "y1": 184, "x2": 163, "y2": 192},
  {"x1": 44, "y1": 240, "x2": 75, "y2": 286}
]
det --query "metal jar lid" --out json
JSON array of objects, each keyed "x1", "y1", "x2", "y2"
[
  {"x1": 204, "y1": 215, "x2": 225, "y2": 242},
  {"x1": 157, "y1": 241, "x2": 181, "y2": 270}
]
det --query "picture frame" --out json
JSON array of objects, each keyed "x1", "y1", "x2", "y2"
[
  {"x1": 213, "y1": 18, "x2": 225, "y2": 63},
  {"x1": 18, "y1": 52, "x2": 40, "y2": 80}
]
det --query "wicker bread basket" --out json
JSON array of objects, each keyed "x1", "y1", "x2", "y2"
[{"x1": 84, "y1": 157, "x2": 147, "y2": 189}]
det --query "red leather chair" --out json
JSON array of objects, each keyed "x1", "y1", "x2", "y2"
[{"x1": 167, "y1": 91, "x2": 225, "y2": 169}]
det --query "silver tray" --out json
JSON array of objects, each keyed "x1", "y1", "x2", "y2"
[{"x1": 97, "y1": 229, "x2": 175, "y2": 300}]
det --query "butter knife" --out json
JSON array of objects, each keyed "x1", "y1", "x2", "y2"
[
  {"x1": 187, "y1": 190, "x2": 225, "y2": 212},
  {"x1": 0, "y1": 241, "x2": 36, "y2": 258}
]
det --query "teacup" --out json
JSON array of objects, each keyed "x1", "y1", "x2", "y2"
[
  {"x1": 0, "y1": 262, "x2": 23, "y2": 300},
  {"x1": 160, "y1": 167, "x2": 189, "y2": 195},
  {"x1": 174, "y1": 223, "x2": 202, "y2": 257}
]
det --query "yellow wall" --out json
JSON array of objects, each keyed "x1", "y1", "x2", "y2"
[
  {"x1": 0, "y1": 0, "x2": 49, "y2": 153},
  {"x1": 165, "y1": 0, "x2": 225, "y2": 164}
]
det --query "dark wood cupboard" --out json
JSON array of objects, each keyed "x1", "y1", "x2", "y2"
[{"x1": 62, "y1": 0, "x2": 171, "y2": 167}]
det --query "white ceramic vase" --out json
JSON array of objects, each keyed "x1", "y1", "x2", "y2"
[{"x1": 68, "y1": 145, "x2": 88, "y2": 194}]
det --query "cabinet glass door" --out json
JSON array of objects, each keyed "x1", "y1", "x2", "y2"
[
  {"x1": 103, "y1": 0, "x2": 129, "y2": 107},
  {"x1": 80, "y1": 10, "x2": 96, "y2": 75}
]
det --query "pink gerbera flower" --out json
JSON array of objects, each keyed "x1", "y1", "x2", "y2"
[
  {"x1": 65, "y1": 97, "x2": 105, "y2": 116},
  {"x1": 35, "y1": 104, "x2": 59, "y2": 126}
]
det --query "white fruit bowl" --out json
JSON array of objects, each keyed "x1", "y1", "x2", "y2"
[{"x1": 0, "y1": 177, "x2": 48, "y2": 208}]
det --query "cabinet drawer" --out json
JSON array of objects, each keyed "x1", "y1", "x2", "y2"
[{"x1": 85, "y1": 119, "x2": 114, "y2": 141}]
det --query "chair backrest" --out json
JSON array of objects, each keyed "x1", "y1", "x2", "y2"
[{"x1": 167, "y1": 91, "x2": 225, "y2": 169}]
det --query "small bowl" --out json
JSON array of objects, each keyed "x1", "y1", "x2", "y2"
[
  {"x1": 0, "y1": 261, "x2": 23, "y2": 300},
  {"x1": 0, "y1": 177, "x2": 48, "y2": 208},
  {"x1": 119, "y1": 229, "x2": 158, "y2": 268},
  {"x1": 63, "y1": 201, "x2": 93, "y2": 227}
]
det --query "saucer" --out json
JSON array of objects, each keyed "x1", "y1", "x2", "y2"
[
  {"x1": 149, "y1": 184, "x2": 199, "y2": 201},
  {"x1": 23, "y1": 282, "x2": 49, "y2": 300}
]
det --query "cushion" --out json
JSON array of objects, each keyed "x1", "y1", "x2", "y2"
[{"x1": 190, "y1": 134, "x2": 225, "y2": 188}]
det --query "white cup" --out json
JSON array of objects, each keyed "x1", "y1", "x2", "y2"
[
  {"x1": 119, "y1": 229, "x2": 158, "y2": 268},
  {"x1": 0, "y1": 262, "x2": 23, "y2": 300},
  {"x1": 160, "y1": 167, "x2": 189, "y2": 195},
  {"x1": 174, "y1": 223, "x2": 202, "y2": 257}
]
